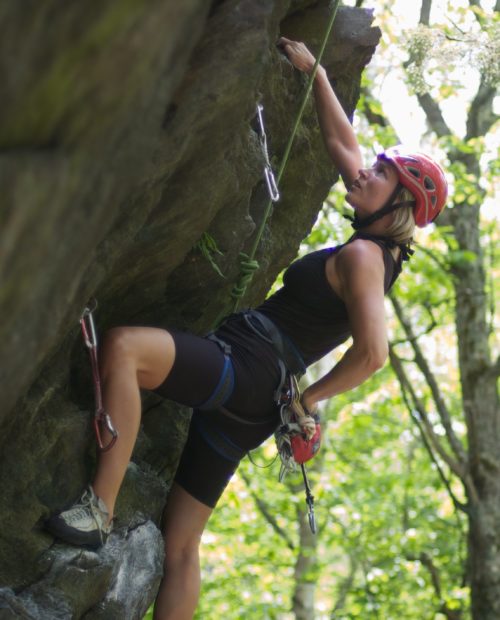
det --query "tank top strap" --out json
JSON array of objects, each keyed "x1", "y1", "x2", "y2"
[{"x1": 345, "y1": 232, "x2": 408, "y2": 291}]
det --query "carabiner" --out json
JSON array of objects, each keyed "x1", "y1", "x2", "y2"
[
  {"x1": 255, "y1": 103, "x2": 280, "y2": 203},
  {"x1": 308, "y1": 502, "x2": 317, "y2": 535},
  {"x1": 264, "y1": 166, "x2": 280, "y2": 202},
  {"x1": 301, "y1": 463, "x2": 317, "y2": 535},
  {"x1": 80, "y1": 299, "x2": 119, "y2": 452},
  {"x1": 94, "y1": 411, "x2": 118, "y2": 452},
  {"x1": 256, "y1": 104, "x2": 266, "y2": 136}
]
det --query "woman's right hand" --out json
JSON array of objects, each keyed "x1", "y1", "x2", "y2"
[
  {"x1": 300, "y1": 388, "x2": 319, "y2": 416},
  {"x1": 278, "y1": 37, "x2": 318, "y2": 75}
]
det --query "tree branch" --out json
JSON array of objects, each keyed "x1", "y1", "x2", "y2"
[
  {"x1": 240, "y1": 470, "x2": 295, "y2": 550},
  {"x1": 468, "y1": 0, "x2": 500, "y2": 25},
  {"x1": 416, "y1": 93, "x2": 452, "y2": 137},
  {"x1": 359, "y1": 87, "x2": 400, "y2": 141},
  {"x1": 390, "y1": 319, "x2": 437, "y2": 346},
  {"x1": 416, "y1": 243, "x2": 450, "y2": 272},
  {"x1": 330, "y1": 554, "x2": 358, "y2": 618},
  {"x1": 390, "y1": 295, "x2": 467, "y2": 466},
  {"x1": 419, "y1": 0, "x2": 432, "y2": 25},
  {"x1": 490, "y1": 355, "x2": 500, "y2": 379},
  {"x1": 389, "y1": 347, "x2": 472, "y2": 511},
  {"x1": 466, "y1": 79, "x2": 499, "y2": 140},
  {"x1": 408, "y1": 552, "x2": 464, "y2": 619},
  {"x1": 416, "y1": 1, "x2": 498, "y2": 152}
]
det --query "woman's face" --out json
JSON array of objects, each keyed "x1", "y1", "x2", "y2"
[{"x1": 345, "y1": 159, "x2": 399, "y2": 216}]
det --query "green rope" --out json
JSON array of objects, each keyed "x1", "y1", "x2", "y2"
[
  {"x1": 229, "y1": 0, "x2": 341, "y2": 314},
  {"x1": 230, "y1": 253, "x2": 260, "y2": 301}
]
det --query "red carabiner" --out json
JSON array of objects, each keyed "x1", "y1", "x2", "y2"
[
  {"x1": 80, "y1": 302, "x2": 118, "y2": 451},
  {"x1": 93, "y1": 410, "x2": 118, "y2": 452}
]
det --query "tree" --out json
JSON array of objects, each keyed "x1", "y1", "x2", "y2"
[{"x1": 358, "y1": 0, "x2": 499, "y2": 617}]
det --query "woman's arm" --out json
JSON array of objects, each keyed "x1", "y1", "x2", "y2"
[
  {"x1": 278, "y1": 38, "x2": 363, "y2": 189},
  {"x1": 301, "y1": 241, "x2": 389, "y2": 411}
]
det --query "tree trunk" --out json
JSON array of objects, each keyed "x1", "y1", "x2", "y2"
[
  {"x1": 292, "y1": 507, "x2": 318, "y2": 620},
  {"x1": 451, "y1": 201, "x2": 500, "y2": 619}
]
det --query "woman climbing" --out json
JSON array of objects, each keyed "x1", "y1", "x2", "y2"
[{"x1": 46, "y1": 39, "x2": 448, "y2": 619}]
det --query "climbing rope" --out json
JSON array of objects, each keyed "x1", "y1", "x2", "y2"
[{"x1": 229, "y1": 0, "x2": 341, "y2": 312}]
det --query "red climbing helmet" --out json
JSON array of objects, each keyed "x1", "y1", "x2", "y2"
[{"x1": 378, "y1": 147, "x2": 448, "y2": 227}]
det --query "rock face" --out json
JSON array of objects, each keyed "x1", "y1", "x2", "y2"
[{"x1": 0, "y1": 1, "x2": 380, "y2": 617}]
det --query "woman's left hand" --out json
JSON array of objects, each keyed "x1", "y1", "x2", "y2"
[{"x1": 278, "y1": 37, "x2": 318, "y2": 74}]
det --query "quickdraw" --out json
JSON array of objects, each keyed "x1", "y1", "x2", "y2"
[
  {"x1": 256, "y1": 103, "x2": 280, "y2": 203},
  {"x1": 80, "y1": 300, "x2": 118, "y2": 451},
  {"x1": 226, "y1": 0, "x2": 341, "y2": 316},
  {"x1": 275, "y1": 373, "x2": 321, "y2": 534}
]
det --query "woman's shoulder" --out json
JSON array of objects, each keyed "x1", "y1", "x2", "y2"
[{"x1": 336, "y1": 237, "x2": 385, "y2": 266}]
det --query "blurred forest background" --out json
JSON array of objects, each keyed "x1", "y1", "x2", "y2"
[{"x1": 147, "y1": 0, "x2": 498, "y2": 618}]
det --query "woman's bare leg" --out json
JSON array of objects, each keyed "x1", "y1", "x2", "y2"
[
  {"x1": 92, "y1": 326, "x2": 176, "y2": 518},
  {"x1": 153, "y1": 483, "x2": 213, "y2": 620},
  {"x1": 90, "y1": 327, "x2": 212, "y2": 617}
]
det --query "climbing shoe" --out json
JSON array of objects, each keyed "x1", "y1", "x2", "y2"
[{"x1": 45, "y1": 485, "x2": 112, "y2": 548}]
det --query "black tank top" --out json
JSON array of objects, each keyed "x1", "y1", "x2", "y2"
[{"x1": 256, "y1": 234, "x2": 402, "y2": 367}]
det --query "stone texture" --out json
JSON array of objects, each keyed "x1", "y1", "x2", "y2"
[
  {"x1": 0, "y1": 522, "x2": 163, "y2": 620},
  {"x1": 0, "y1": 0, "x2": 380, "y2": 616}
]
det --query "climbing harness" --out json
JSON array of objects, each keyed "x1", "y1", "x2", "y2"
[
  {"x1": 197, "y1": 334, "x2": 235, "y2": 411},
  {"x1": 243, "y1": 310, "x2": 306, "y2": 377},
  {"x1": 80, "y1": 301, "x2": 118, "y2": 451},
  {"x1": 217, "y1": 310, "x2": 320, "y2": 533}
]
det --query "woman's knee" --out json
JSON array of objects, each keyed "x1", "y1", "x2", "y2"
[
  {"x1": 99, "y1": 326, "x2": 175, "y2": 390},
  {"x1": 163, "y1": 535, "x2": 201, "y2": 570},
  {"x1": 100, "y1": 327, "x2": 137, "y2": 369},
  {"x1": 161, "y1": 484, "x2": 211, "y2": 567}
]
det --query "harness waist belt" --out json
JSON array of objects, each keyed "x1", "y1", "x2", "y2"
[{"x1": 243, "y1": 310, "x2": 306, "y2": 376}]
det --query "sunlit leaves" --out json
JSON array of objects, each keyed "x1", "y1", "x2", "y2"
[{"x1": 403, "y1": 10, "x2": 500, "y2": 95}]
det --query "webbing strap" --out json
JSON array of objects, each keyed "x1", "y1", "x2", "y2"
[
  {"x1": 197, "y1": 353, "x2": 234, "y2": 411},
  {"x1": 194, "y1": 416, "x2": 246, "y2": 463},
  {"x1": 242, "y1": 310, "x2": 306, "y2": 376}
]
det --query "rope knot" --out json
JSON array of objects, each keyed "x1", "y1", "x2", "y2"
[{"x1": 230, "y1": 252, "x2": 260, "y2": 300}]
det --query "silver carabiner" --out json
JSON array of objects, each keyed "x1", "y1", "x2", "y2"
[
  {"x1": 256, "y1": 104, "x2": 280, "y2": 203},
  {"x1": 256, "y1": 104, "x2": 266, "y2": 137},
  {"x1": 264, "y1": 166, "x2": 280, "y2": 202},
  {"x1": 308, "y1": 505, "x2": 317, "y2": 534},
  {"x1": 80, "y1": 300, "x2": 98, "y2": 349},
  {"x1": 301, "y1": 463, "x2": 317, "y2": 535}
]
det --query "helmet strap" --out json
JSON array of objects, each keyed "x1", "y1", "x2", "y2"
[{"x1": 349, "y1": 183, "x2": 415, "y2": 230}]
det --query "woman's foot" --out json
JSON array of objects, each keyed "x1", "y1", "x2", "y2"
[{"x1": 45, "y1": 485, "x2": 112, "y2": 548}]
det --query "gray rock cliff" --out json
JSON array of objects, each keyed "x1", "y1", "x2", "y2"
[{"x1": 0, "y1": 1, "x2": 380, "y2": 617}]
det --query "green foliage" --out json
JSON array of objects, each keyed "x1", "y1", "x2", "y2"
[
  {"x1": 403, "y1": 11, "x2": 500, "y2": 95},
  {"x1": 191, "y1": 360, "x2": 467, "y2": 619},
  {"x1": 194, "y1": 232, "x2": 226, "y2": 279}
]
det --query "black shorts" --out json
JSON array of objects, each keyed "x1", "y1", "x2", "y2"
[{"x1": 153, "y1": 314, "x2": 282, "y2": 508}]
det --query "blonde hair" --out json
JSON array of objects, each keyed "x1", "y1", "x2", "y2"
[{"x1": 384, "y1": 187, "x2": 416, "y2": 244}]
